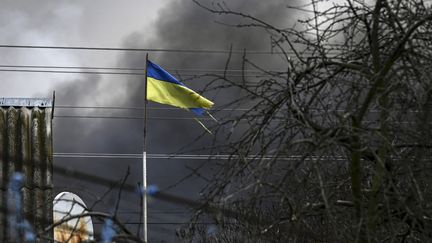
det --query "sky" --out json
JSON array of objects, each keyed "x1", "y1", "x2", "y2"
[
  {"x1": 0, "y1": 0, "x2": 311, "y2": 241},
  {"x1": 0, "y1": 0, "x2": 171, "y2": 97}
]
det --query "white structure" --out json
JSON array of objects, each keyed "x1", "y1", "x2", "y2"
[{"x1": 53, "y1": 192, "x2": 94, "y2": 242}]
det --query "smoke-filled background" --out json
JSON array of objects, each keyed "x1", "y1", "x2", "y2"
[{"x1": 0, "y1": 0, "x2": 311, "y2": 241}]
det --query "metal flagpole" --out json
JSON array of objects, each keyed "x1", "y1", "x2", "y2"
[{"x1": 143, "y1": 53, "x2": 149, "y2": 242}]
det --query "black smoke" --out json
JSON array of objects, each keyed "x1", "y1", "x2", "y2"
[{"x1": 52, "y1": 0, "x2": 302, "y2": 241}]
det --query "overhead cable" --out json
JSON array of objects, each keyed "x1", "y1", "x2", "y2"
[
  {"x1": 0, "y1": 68, "x2": 285, "y2": 78},
  {"x1": 0, "y1": 64, "x2": 286, "y2": 73},
  {"x1": 55, "y1": 105, "x2": 250, "y2": 112},
  {"x1": 0, "y1": 44, "x2": 294, "y2": 55},
  {"x1": 53, "y1": 152, "x2": 347, "y2": 161},
  {"x1": 53, "y1": 115, "x2": 216, "y2": 120},
  {"x1": 54, "y1": 105, "x2": 414, "y2": 113}
]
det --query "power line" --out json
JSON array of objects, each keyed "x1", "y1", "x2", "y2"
[
  {"x1": 0, "y1": 44, "x2": 350, "y2": 57},
  {"x1": 53, "y1": 115, "x2": 216, "y2": 120},
  {"x1": 0, "y1": 64, "x2": 145, "y2": 71},
  {"x1": 55, "y1": 105, "x2": 421, "y2": 113},
  {"x1": 96, "y1": 222, "x2": 217, "y2": 225},
  {"x1": 0, "y1": 64, "x2": 286, "y2": 73},
  {"x1": 0, "y1": 68, "x2": 285, "y2": 78},
  {"x1": 57, "y1": 105, "x2": 145, "y2": 110},
  {"x1": 0, "y1": 44, "x2": 293, "y2": 55},
  {"x1": 54, "y1": 153, "x2": 428, "y2": 161},
  {"x1": 52, "y1": 114, "x2": 303, "y2": 121},
  {"x1": 55, "y1": 105, "x2": 250, "y2": 112},
  {"x1": 54, "y1": 114, "x2": 416, "y2": 122},
  {"x1": 0, "y1": 68, "x2": 145, "y2": 76},
  {"x1": 53, "y1": 152, "x2": 346, "y2": 161},
  {"x1": 118, "y1": 211, "x2": 192, "y2": 215}
]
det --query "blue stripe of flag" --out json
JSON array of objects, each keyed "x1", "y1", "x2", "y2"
[{"x1": 147, "y1": 61, "x2": 185, "y2": 86}]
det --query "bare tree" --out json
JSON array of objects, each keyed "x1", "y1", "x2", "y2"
[{"x1": 180, "y1": 0, "x2": 432, "y2": 242}]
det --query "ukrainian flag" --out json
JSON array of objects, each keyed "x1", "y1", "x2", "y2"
[{"x1": 146, "y1": 61, "x2": 214, "y2": 115}]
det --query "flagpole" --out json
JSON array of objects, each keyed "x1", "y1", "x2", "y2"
[{"x1": 143, "y1": 53, "x2": 149, "y2": 243}]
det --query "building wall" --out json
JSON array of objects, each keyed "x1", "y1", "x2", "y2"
[{"x1": 0, "y1": 98, "x2": 53, "y2": 242}]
